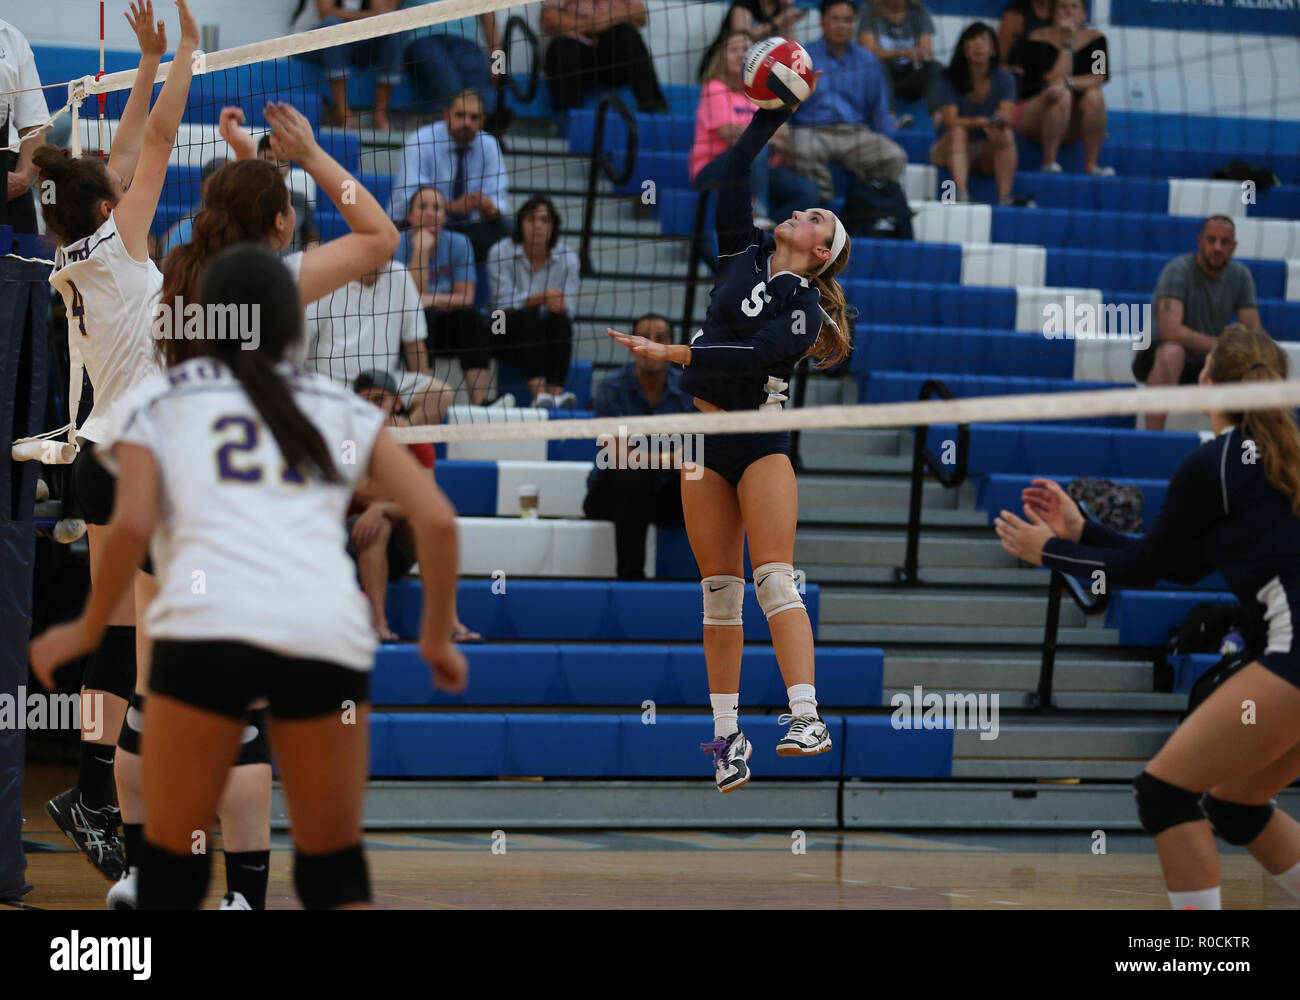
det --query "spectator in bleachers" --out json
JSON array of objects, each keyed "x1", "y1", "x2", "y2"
[
  {"x1": 691, "y1": 30, "x2": 821, "y2": 229},
  {"x1": 402, "y1": 185, "x2": 495, "y2": 406},
  {"x1": 389, "y1": 89, "x2": 510, "y2": 264},
  {"x1": 349, "y1": 371, "x2": 482, "y2": 642},
  {"x1": 790, "y1": 0, "x2": 907, "y2": 203},
  {"x1": 158, "y1": 157, "x2": 227, "y2": 258},
  {"x1": 584, "y1": 313, "x2": 691, "y2": 580},
  {"x1": 290, "y1": 0, "x2": 402, "y2": 131},
  {"x1": 305, "y1": 257, "x2": 454, "y2": 426},
  {"x1": 998, "y1": 0, "x2": 1051, "y2": 78},
  {"x1": 931, "y1": 22, "x2": 1018, "y2": 205},
  {"x1": 857, "y1": 0, "x2": 941, "y2": 128},
  {"x1": 1136, "y1": 215, "x2": 1261, "y2": 431},
  {"x1": 486, "y1": 195, "x2": 580, "y2": 408},
  {"x1": 696, "y1": 0, "x2": 805, "y2": 83},
  {"x1": 539, "y1": 0, "x2": 669, "y2": 114},
  {"x1": 257, "y1": 134, "x2": 320, "y2": 253},
  {"x1": 400, "y1": 0, "x2": 511, "y2": 131},
  {"x1": 1, "y1": 17, "x2": 48, "y2": 234},
  {"x1": 1011, "y1": 0, "x2": 1113, "y2": 175}
]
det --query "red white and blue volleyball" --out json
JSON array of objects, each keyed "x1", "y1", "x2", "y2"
[{"x1": 742, "y1": 38, "x2": 815, "y2": 109}]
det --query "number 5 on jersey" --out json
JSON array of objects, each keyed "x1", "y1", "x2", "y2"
[{"x1": 741, "y1": 281, "x2": 771, "y2": 318}]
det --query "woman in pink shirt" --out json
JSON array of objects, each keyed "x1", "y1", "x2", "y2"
[{"x1": 690, "y1": 31, "x2": 820, "y2": 229}]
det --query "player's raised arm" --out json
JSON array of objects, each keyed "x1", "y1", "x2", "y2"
[{"x1": 106, "y1": 1, "x2": 167, "y2": 186}]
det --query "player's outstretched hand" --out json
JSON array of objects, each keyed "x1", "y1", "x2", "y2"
[
  {"x1": 174, "y1": 0, "x2": 200, "y2": 50},
  {"x1": 219, "y1": 106, "x2": 257, "y2": 160},
  {"x1": 993, "y1": 509, "x2": 1052, "y2": 566},
  {"x1": 607, "y1": 327, "x2": 671, "y2": 361},
  {"x1": 29, "y1": 619, "x2": 98, "y2": 692},
  {"x1": 126, "y1": 1, "x2": 166, "y2": 58},
  {"x1": 420, "y1": 637, "x2": 468, "y2": 693},
  {"x1": 264, "y1": 102, "x2": 320, "y2": 167},
  {"x1": 1021, "y1": 477, "x2": 1084, "y2": 543}
]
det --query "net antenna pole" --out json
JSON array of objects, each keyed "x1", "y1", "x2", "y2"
[{"x1": 96, "y1": 1, "x2": 106, "y2": 159}]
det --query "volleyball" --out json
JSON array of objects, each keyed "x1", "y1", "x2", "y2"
[{"x1": 742, "y1": 38, "x2": 815, "y2": 110}]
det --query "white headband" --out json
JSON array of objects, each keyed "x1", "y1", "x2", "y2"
[{"x1": 816, "y1": 212, "x2": 847, "y2": 276}]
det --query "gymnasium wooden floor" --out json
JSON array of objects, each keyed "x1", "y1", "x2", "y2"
[{"x1": 11, "y1": 764, "x2": 1297, "y2": 910}]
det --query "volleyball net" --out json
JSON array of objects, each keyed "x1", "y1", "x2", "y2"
[{"x1": 3, "y1": 0, "x2": 1299, "y2": 455}]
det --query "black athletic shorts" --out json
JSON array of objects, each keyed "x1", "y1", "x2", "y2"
[
  {"x1": 69, "y1": 444, "x2": 155, "y2": 574},
  {"x1": 1132, "y1": 342, "x2": 1208, "y2": 385},
  {"x1": 699, "y1": 430, "x2": 791, "y2": 487},
  {"x1": 149, "y1": 640, "x2": 370, "y2": 720}
]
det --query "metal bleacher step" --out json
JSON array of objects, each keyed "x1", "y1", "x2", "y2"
[
  {"x1": 797, "y1": 529, "x2": 1017, "y2": 571},
  {"x1": 800, "y1": 508, "x2": 990, "y2": 528},
  {"x1": 819, "y1": 623, "x2": 1120, "y2": 646},
  {"x1": 881, "y1": 650, "x2": 1156, "y2": 692},
  {"x1": 821, "y1": 588, "x2": 1089, "y2": 629},
  {"x1": 952, "y1": 715, "x2": 1173, "y2": 761},
  {"x1": 798, "y1": 473, "x2": 978, "y2": 514},
  {"x1": 949, "y1": 760, "x2": 1153, "y2": 780}
]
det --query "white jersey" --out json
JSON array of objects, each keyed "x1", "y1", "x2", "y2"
[
  {"x1": 49, "y1": 212, "x2": 163, "y2": 443},
  {"x1": 101, "y1": 357, "x2": 387, "y2": 671},
  {"x1": 305, "y1": 259, "x2": 427, "y2": 386}
]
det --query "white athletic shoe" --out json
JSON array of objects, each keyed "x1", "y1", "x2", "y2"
[
  {"x1": 554, "y1": 391, "x2": 578, "y2": 410},
  {"x1": 106, "y1": 866, "x2": 138, "y2": 910},
  {"x1": 1087, "y1": 165, "x2": 1117, "y2": 177},
  {"x1": 1042, "y1": 162, "x2": 1063, "y2": 174},
  {"x1": 775, "y1": 714, "x2": 832, "y2": 756},
  {"x1": 219, "y1": 891, "x2": 252, "y2": 910},
  {"x1": 701, "y1": 730, "x2": 752, "y2": 793},
  {"x1": 486, "y1": 393, "x2": 516, "y2": 409},
  {"x1": 53, "y1": 518, "x2": 87, "y2": 544},
  {"x1": 533, "y1": 393, "x2": 556, "y2": 410}
]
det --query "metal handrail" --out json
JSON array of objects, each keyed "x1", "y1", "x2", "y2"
[
  {"x1": 501, "y1": 15, "x2": 541, "y2": 104},
  {"x1": 578, "y1": 95, "x2": 637, "y2": 278},
  {"x1": 1031, "y1": 502, "x2": 1111, "y2": 711},
  {"x1": 894, "y1": 380, "x2": 970, "y2": 585}
]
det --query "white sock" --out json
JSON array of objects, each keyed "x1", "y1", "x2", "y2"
[
  {"x1": 787, "y1": 683, "x2": 818, "y2": 719},
  {"x1": 1168, "y1": 887, "x2": 1221, "y2": 910},
  {"x1": 1269, "y1": 859, "x2": 1300, "y2": 902},
  {"x1": 710, "y1": 693, "x2": 739, "y2": 739}
]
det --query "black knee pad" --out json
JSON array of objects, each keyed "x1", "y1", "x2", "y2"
[
  {"x1": 235, "y1": 708, "x2": 271, "y2": 767},
  {"x1": 85, "y1": 625, "x2": 136, "y2": 701},
  {"x1": 137, "y1": 839, "x2": 212, "y2": 910},
  {"x1": 117, "y1": 692, "x2": 146, "y2": 756},
  {"x1": 1201, "y1": 795, "x2": 1275, "y2": 846},
  {"x1": 1133, "y1": 770, "x2": 1205, "y2": 836},
  {"x1": 294, "y1": 843, "x2": 370, "y2": 910}
]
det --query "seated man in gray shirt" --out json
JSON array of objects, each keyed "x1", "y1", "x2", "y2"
[{"x1": 1134, "y1": 214, "x2": 1260, "y2": 430}]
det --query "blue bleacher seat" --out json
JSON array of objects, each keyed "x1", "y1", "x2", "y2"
[
  {"x1": 1105, "y1": 591, "x2": 1239, "y2": 645},
  {"x1": 854, "y1": 325, "x2": 1075, "y2": 380},
  {"x1": 927, "y1": 423, "x2": 1202, "y2": 479},
  {"x1": 842, "y1": 716, "x2": 954, "y2": 778},
  {"x1": 864, "y1": 371, "x2": 1136, "y2": 427},
  {"x1": 1166, "y1": 653, "x2": 1221, "y2": 694},
  {"x1": 842, "y1": 280, "x2": 1018, "y2": 329}
]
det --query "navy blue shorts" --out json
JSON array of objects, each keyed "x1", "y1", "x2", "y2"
[{"x1": 699, "y1": 430, "x2": 791, "y2": 487}]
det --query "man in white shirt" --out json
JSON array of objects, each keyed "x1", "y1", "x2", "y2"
[
  {"x1": 388, "y1": 89, "x2": 510, "y2": 263},
  {"x1": 304, "y1": 257, "x2": 452, "y2": 426},
  {"x1": 1, "y1": 18, "x2": 49, "y2": 234}
]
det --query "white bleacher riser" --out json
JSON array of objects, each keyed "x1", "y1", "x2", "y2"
[
  {"x1": 1287, "y1": 261, "x2": 1300, "y2": 302},
  {"x1": 1073, "y1": 339, "x2": 1141, "y2": 385},
  {"x1": 443, "y1": 407, "x2": 548, "y2": 462},
  {"x1": 453, "y1": 517, "x2": 654, "y2": 579},
  {"x1": 961, "y1": 244, "x2": 1046, "y2": 290},
  {"x1": 1015, "y1": 287, "x2": 1105, "y2": 334},
  {"x1": 902, "y1": 164, "x2": 938, "y2": 203},
  {"x1": 1234, "y1": 219, "x2": 1300, "y2": 262},
  {"x1": 909, "y1": 203, "x2": 991, "y2": 245},
  {"x1": 494, "y1": 461, "x2": 592, "y2": 518},
  {"x1": 1167, "y1": 179, "x2": 1248, "y2": 219}
]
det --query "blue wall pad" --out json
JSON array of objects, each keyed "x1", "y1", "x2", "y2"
[
  {"x1": 842, "y1": 716, "x2": 954, "y2": 778},
  {"x1": 1167, "y1": 654, "x2": 1222, "y2": 694}
]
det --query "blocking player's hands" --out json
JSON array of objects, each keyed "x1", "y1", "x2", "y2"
[
  {"x1": 174, "y1": 0, "x2": 200, "y2": 51},
  {"x1": 1021, "y1": 477, "x2": 1084, "y2": 542},
  {"x1": 994, "y1": 508, "x2": 1053, "y2": 566},
  {"x1": 608, "y1": 327, "x2": 670, "y2": 361},
  {"x1": 420, "y1": 636, "x2": 468, "y2": 693},
  {"x1": 219, "y1": 106, "x2": 258, "y2": 160},
  {"x1": 126, "y1": 0, "x2": 167, "y2": 58},
  {"x1": 264, "y1": 102, "x2": 321, "y2": 168},
  {"x1": 29, "y1": 619, "x2": 98, "y2": 692}
]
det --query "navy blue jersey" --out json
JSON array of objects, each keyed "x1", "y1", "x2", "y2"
[
  {"x1": 1041, "y1": 426, "x2": 1300, "y2": 636},
  {"x1": 678, "y1": 108, "x2": 834, "y2": 412}
]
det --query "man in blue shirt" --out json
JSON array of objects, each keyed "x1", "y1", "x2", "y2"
[
  {"x1": 584, "y1": 313, "x2": 693, "y2": 579},
  {"x1": 792, "y1": 0, "x2": 907, "y2": 201}
]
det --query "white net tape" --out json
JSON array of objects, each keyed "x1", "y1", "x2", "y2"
[{"x1": 390, "y1": 380, "x2": 1300, "y2": 444}]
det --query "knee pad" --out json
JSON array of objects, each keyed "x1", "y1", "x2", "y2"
[
  {"x1": 117, "y1": 692, "x2": 146, "y2": 756},
  {"x1": 1133, "y1": 770, "x2": 1205, "y2": 837},
  {"x1": 85, "y1": 625, "x2": 137, "y2": 701},
  {"x1": 235, "y1": 708, "x2": 271, "y2": 767},
  {"x1": 1201, "y1": 795, "x2": 1275, "y2": 846},
  {"x1": 702, "y1": 575, "x2": 744, "y2": 627},
  {"x1": 753, "y1": 562, "x2": 804, "y2": 621},
  {"x1": 294, "y1": 843, "x2": 370, "y2": 910}
]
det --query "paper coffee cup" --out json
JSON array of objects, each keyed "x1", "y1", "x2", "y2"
[{"x1": 519, "y1": 484, "x2": 540, "y2": 518}]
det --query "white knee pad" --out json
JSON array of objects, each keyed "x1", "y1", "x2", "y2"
[
  {"x1": 702, "y1": 575, "x2": 745, "y2": 626},
  {"x1": 754, "y1": 562, "x2": 804, "y2": 620}
]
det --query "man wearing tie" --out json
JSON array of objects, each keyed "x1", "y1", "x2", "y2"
[{"x1": 389, "y1": 89, "x2": 511, "y2": 263}]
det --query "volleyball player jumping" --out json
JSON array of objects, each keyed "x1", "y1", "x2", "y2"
[
  {"x1": 609, "y1": 73, "x2": 853, "y2": 793},
  {"x1": 31, "y1": 244, "x2": 468, "y2": 910},
  {"x1": 34, "y1": 0, "x2": 197, "y2": 881},
  {"x1": 995, "y1": 326, "x2": 1300, "y2": 909}
]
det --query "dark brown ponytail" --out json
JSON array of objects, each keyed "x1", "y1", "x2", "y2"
[{"x1": 32, "y1": 146, "x2": 116, "y2": 245}]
